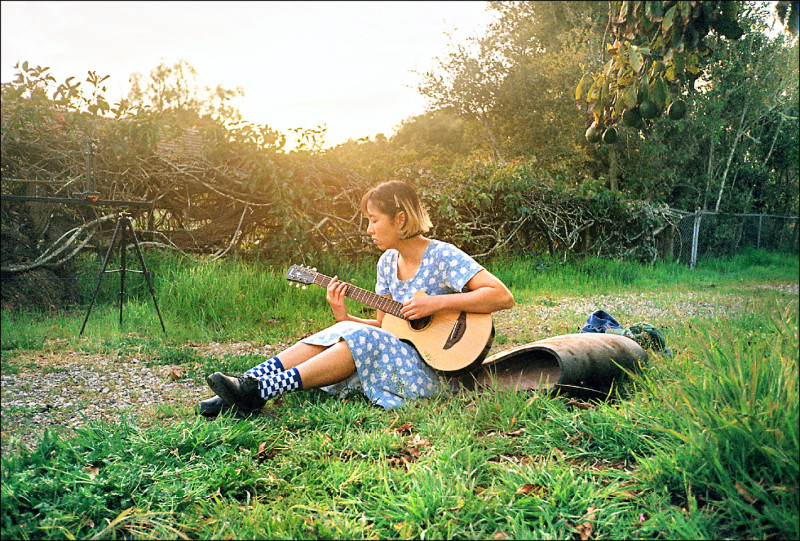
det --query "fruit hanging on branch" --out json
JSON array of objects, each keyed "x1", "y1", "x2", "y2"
[
  {"x1": 639, "y1": 100, "x2": 658, "y2": 120},
  {"x1": 667, "y1": 99, "x2": 687, "y2": 120},
  {"x1": 575, "y1": 1, "x2": 748, "y2": 135},
  {"x1": 602, "y1": 127, "x2": 618, "y2": 144},
  {"x1": 622, "y1": 107, "x2": 642, "y2": 127},
  {"x1": 585, "y1": 122, "x2": 600, "y2": 143}
]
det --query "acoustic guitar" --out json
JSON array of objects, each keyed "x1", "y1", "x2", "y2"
[{"x1": 286, "y1": 265, "x2": 494, "y2": 373}]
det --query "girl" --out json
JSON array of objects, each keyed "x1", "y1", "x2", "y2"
[{"x1": 199, "y1": 180, "x2": 514, "y2": 415}]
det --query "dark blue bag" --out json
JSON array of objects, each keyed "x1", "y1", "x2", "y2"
[{"x1": 581, "y1": 310, "x2": 623, "y2": 333}]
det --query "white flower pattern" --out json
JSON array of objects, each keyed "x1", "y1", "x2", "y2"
[{"x1": 297, "y1": 240, "x2": 483, "y2": 409}]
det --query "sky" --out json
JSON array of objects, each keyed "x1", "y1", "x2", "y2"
[{"x1": 1, "y1": 0, "x2": 497, "y2": 148}]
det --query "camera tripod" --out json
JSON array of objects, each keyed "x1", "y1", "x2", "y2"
[{"x1": 79, "y1": 211, "x2": 167, "y2": 335}]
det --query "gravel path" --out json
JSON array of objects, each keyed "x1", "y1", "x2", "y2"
[{"x1": 2, "y1": 283, "x2": 797, "y2": 454}]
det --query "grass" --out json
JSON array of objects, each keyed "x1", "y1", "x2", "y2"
[
  {"x1": 3, "y1": 247, "x2": 796, "y2": 355},
  {"x1": 1, "y1": 249, "x2": 798, "y2": 539}
]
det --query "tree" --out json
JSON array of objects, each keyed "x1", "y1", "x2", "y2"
[
  {"x1": 128, "y1": 59, "x2": 246, "y2": 130},
  {"x1": 486, "y1": 1, "x2": 608, "y2": 172},
  {"x1": 691, "y1": 5, "x2": 799, "y2": 212},
  {"x1": 417, "y1": 32, "x2": 510, "y2": 164}
]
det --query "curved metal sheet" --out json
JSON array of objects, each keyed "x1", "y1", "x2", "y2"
[{"x1": 452, "y1": 333, "x2": 647, "y2": 397}]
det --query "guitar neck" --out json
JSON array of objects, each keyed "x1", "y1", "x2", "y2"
[{"x1": 310, "y1": 273, "x2": 404, "y2": 318}]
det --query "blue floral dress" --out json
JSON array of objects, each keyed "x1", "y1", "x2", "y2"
[{"x1": 302, "y1": 239, "x2": 484, "y2": 408}]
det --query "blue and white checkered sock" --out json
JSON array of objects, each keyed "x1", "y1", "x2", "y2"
[
  {"x1": 257, "y1": 367, "x2": 303, "y2": 400},
  {"x1": 244, "y1": 356, "x2": 284, "y2": 379}
]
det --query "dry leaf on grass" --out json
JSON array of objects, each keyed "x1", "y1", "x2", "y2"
[
  {"x1": 394, "y1": 423, "x2": 414, "y2": 434},
  {"x1": 515, "y1": 483, "x2": 546, "y2": 496},
  {"x1": 407, "y1": 434, "x2": 430, "y2": 447},
  {"x1": 574, "y1": 505, "x2": 598, "y2": 540},
  {"x1": 567, "y1": 399, "x2": 596, "y2": 410},
  {"x1": 254, "y1": 441, "x2": 279, "y2": 461},
  {"x1": 387, "y1": 435, "x2": 430, "y2": 468},
  {"x1": 82, "y1": 465, "x2": 100, "y2": 479},
  {"x1": 735, "y1": 481, "x2": 759, "y2": 505}
]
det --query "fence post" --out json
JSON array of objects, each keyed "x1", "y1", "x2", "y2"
[
  {"x1": 690, "y1": 209, "x2": 702, "y2": 269},
  {"x1": 756, "y1": 214, "x2": 763, "y2": 248}
]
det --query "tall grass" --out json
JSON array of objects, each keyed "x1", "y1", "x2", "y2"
[
  {"x1": 492, "y1": 247, "x2": 799, "y2": 300},
  {"x1": 1, "y1": 250, "x2": 798, "y2": 539},
  {"x1": 624, "y1": 303, "x2": 799, "y2": 538},
  {"x1": 2, "y1": 302, "x2": 796, "y2": 539},
  {"x1": 3, "y1": 248, "x2": 797, "y2": 353}
]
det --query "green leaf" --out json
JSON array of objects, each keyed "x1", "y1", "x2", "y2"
[
  {"x1": 629, "y1": 46, "x2": 644, "y2": 73},
  {"x1": 603, "y1": 58, "x2": 615, "y2": 77},
  {"x1": 671, "y1": 52, "x2": 685, "y2": 76},
  {"x1": 587, "y1": 77, "x2": 602, "y2": 102},
  {"x1": 686, "y1": 53, "x2": 700, "y2": 74},
  {"x1": 672, "y1": 31, "x2": 685, "y2": 53},
  {"x1": 614, "y1": 93, "x2": 626, "y2": 115},
  {"x1": 575, "y1": 73, "x2": 590, "y2": 102},
  {"x1": 623, "y1": 85, "x2": 637, "y2": 109},
  {"x1": 649, "y1": 76, "x2": 667, "y2": 109},
  {"x1": 663, "y1": 5, "x2": 677, "y2": 33},
  {"x1": 680, "y1": 1, "x2": 692, "y2": 22}
]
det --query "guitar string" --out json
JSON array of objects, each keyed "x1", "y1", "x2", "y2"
[
  {"x1": 288, "y1": 271, "x2": 484, "y2": 337},
  {"x1": 291, "y1": 271, "x2": 490, "y2": 336}
]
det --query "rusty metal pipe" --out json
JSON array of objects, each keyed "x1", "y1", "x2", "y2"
[{"x1": 453, "y1": 333, "x2": 647, "y2": 397}]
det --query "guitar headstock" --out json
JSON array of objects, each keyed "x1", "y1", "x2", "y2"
[{"x1": 286, "y1": 265, "x2": 318, "y2": 286}]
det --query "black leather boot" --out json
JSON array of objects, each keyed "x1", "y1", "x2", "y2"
[
  {"x1": 195, "y1": 395, "x2": 233, "y2": 417},
  {"x1": 206, "y1": 372, "x2": 265, "y2": 414}
]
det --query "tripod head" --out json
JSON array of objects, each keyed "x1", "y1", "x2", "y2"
[{"x1": 72, "y1": 139, "x2": 101, "y2": 202}]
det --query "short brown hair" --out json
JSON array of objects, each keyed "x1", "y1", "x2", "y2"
[{"x1": 361, "y1": 180, "x2": 432, "y2": 239}]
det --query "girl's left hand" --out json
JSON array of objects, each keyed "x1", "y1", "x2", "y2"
[
  {"x1": 400, "y1": 294, "x2": 440, "y2": 320},
  {"x1": 326, "y1": 276, "x2": 349, "y2": 321}
]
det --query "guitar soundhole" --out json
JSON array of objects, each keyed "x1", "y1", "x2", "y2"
[{"x1": 409, "y1": 316, "x2": 432, "y2": 331}]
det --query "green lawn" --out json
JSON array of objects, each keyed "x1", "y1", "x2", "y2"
[{"x1": 1, "y1": 249, "x2": 798, "y2": 539}]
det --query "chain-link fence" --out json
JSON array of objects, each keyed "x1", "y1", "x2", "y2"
[{"x1": 669, "y1": 210, "x2": 800, "y2": 267}]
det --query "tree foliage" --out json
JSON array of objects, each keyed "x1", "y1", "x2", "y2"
[
  {"x1": 576, "y1": 1, "x2": 799, "y2": 138},
  {"x1": 576, "y1": 0, "x2": 748, "y2": 136}
]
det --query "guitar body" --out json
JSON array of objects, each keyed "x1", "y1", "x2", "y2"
[{"x1": 380, "y1": 291, "x2": 494, "y2": 373}]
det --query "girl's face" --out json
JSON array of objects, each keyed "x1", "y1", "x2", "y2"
[{"x1": 365, "y1": 201, "x2": 404, "y2": 250}]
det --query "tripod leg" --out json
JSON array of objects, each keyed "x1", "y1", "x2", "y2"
[
  {"x1": 119, "y1": 218, "x2": 127, "y2": 326},
  {"x1": 80, "y1": 214, "x2": 123, "y2": 335},
  {"x1": 127, "y1": 216, "x2": 167, "y2": 335}
]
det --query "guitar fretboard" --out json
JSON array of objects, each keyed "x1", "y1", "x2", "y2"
[{"x1": 312, "y1": 273, "x2": 405, "y2": 319}]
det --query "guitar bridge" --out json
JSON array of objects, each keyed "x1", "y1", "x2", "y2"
[{"x1": 443, "y1": 312, "x2": 467, "y2": 350}]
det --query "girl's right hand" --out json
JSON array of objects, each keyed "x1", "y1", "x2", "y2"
[{"x1": 326, "y1": 276, "x2": 349, "y2": 321}]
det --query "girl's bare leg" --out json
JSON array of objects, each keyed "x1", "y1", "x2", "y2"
[
  {"x1": 274, "y1": 341, "x2": 328, "y2": 369},
  {"x1": 293, "y1": 341, "x2": 356, "y2": 388}
]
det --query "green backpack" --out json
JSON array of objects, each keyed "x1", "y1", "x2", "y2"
[{"x1": 609, "y1": 323, "x2": 669, "y2": 355}]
